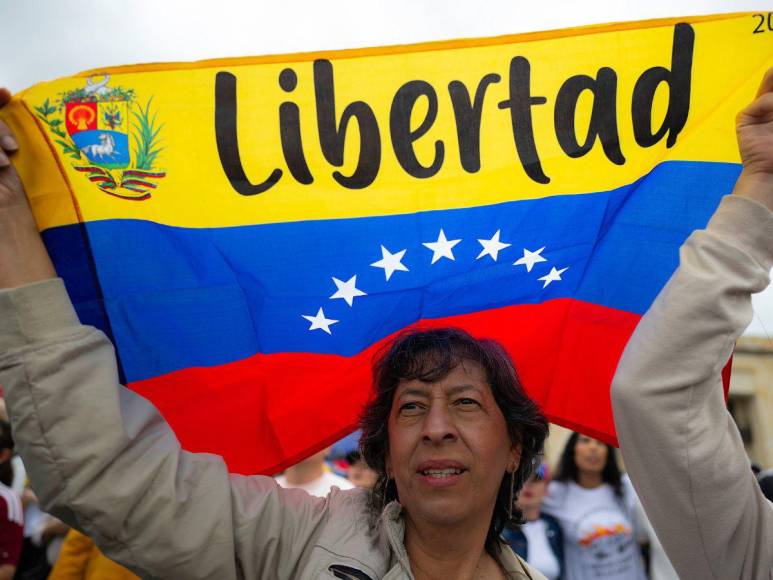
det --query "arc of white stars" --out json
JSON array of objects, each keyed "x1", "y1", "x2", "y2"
[
  {"x1": 538, "y1": 266, "x2": 569, "y2": 288},
  {"x1": 477, "y1": 230, "x2": 511, "y2": 261},
  {"x1": 302, "y1": 308, "x2": 339, "y2": 335},
  {"x1": 330, "y1": 275, "x2": 366, "y2": 307},
  {"x1": 371, "y1": 245, "x2": 409, "y2": 281},
  {"x1": 514, "y1": 247, "x2": 547, "y2": 272},
  {"x1": 423, "y1": 229, "x2": 461, "y2": 264}
]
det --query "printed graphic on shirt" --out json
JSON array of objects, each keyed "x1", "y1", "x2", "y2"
[{"x1": 574, "y1": 507, "x2": 638, "y2": 579}]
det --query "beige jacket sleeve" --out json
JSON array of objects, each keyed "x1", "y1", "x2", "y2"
[
  {"x1": 0, "y1": 280, "x2": 333, "y2": 579},
  {"x1": 611, "y1": 195, "x2": 773, "y2": 580}
]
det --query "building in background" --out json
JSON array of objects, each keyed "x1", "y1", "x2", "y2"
[
  {"x1": 544, "y1": 336, "x2": 773, "y2": 470},
  {"x1": 728, "y1": 337, "x2": 773, "y2": 469}
]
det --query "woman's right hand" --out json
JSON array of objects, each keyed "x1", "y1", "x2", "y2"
[
  {"x1": 734, "y1": 67, "x2": 773, "y2": 212},
  {"x1": 0, "y1": 88, "x2": 57, "y2": 288}
]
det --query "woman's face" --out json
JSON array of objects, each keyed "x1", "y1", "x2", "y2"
[
  {"x1": 573, "y1": 435, "x2": 608, "y2": 476},
  {"x1": 385, "y1": 361, "x2": 520, "y2": 529}
]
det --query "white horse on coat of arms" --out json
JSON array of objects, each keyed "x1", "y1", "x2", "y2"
[{"x1": 82, "y1": 133, "x2": 118, "y2": 160}]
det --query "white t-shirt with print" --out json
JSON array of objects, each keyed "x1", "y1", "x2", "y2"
[
  {"x1": 522, "y1": 518, "x2": 561, "y2": 580},
  {"x1": 543, "y1": 480, "x2": 646, "y2": 580}
]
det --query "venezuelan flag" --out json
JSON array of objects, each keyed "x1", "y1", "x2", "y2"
[{"x1": 2, "y1": 13, "x2": 770, "y2": 474}]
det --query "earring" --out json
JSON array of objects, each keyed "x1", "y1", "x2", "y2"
[
  {"x1": 507, "y1": 469, "x2": 515, "y2": 521},
  {"x1": 380, "y1": 476, "x2": 390, "y2": 512}
]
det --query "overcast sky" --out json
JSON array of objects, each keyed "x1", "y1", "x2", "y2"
[{"x1": 2, "y1": 0, "x2": 771, "y2": 337}]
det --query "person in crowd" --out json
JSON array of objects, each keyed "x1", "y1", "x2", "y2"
[
  {"x1": 345, "y1": 450, "x2": 379, "y2": 490},
  {"x1": 274, "y1": 447, "x2": 354, "y2": 496},
  {"x1": 0, "y1": 421, "x2": 22, "y2": 580},
  {"x1": 15, "y1": 485, "x2": 67, "y2": 580},
  {"x1": 48, "y1": 529, "x2": 139, "y2": 580},
  {"x1": 542, "y1": 433, "x2": 646, "y2": 580},
  {"x1": 611, "y1": 68, "x2": 773, "y2": 579},
  {"x1": 501, "y1": 463, "x2": 563, "y2": 580},
  {"x1": 0, "y1": 65, "x2": 772, "y2": 579},
  {"x1": 15, "y1": 486, "x2": 46, "y2": 580}
]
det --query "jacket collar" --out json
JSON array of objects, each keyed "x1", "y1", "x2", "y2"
[
  {"x1": 379, "y1": 501, "x2": 539, "y2": 580},
  {"x1": 381, "y1": 501, "x2": 412, "y2": 574}
]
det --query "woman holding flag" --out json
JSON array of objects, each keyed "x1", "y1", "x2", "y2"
[{"x1": 0, "y1": 66, "x2": 771, "y2": 580}]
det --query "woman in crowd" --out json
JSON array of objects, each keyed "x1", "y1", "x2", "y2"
[
  {"x1": 542, "y1": 433, "x2": 645, "y2": 580},
  {"x1": 502, "y1": 463, "x2": 563, "y2": 580}
]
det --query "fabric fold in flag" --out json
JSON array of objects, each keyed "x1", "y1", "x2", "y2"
[{"x1": 1, "y1": 12, "x2": 770, "y2": 475}]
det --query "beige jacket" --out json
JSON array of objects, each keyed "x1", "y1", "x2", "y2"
[
  {"x1": 612, "y1": 195, "x2": 773, "y2": 579},
  {"x1": 0, "y1": 285, "x2": 543, "y2": 577}
]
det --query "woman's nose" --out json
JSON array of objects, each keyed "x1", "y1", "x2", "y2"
[{"x1": 421, "y1": 402, "x2": 458, "y2": 443}]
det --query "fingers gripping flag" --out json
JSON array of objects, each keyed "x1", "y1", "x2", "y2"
[{"x1": 1, "y1": 13, "x2": 770, "y2": 474}]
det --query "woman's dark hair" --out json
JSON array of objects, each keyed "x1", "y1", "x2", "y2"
[
  {"x1": 0, "y1": 420, "x2": 14, "y2": 487},
  {"x1": 359, "y1": 327, "x2": 548, "y2": 557},
  {"x1": 555, "y1": 431, "x2": 623, "y2": 497}
]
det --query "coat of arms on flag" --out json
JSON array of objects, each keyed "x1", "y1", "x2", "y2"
[{"x1": 33, "y1": 74, "x2": 166, "y2": 201}]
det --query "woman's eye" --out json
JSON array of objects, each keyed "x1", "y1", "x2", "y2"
[
  {"x1": 455, "y1": 398, "x2": 480, "y2": 407},
  {"x1": 399, "y1": 402, "x2": 421, "y2": 413}
]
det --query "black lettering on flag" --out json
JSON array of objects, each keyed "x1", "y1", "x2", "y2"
[
  {"x1": 554, "y1": 67, "x2": 625, "y2": 164},
  {"x1": 215, "y1": 71, "x2": 283, "y2": 195},
  {"x1": 279, "y1": 68, "x2": 314, "y2": 184},
  {"x1": 448, "y1": 73, "x2": 501, "y2": 173},
  {"x1": 314, "y1": 59, "x2": 382, "y2": 189},
  {"x1": 498, "y1": 57, "x2": 550, "y2": 184},
  {"x1": 390, "y1": 80, "x2": 445, "y2": 178},
  {"x1": 631, "y1": 23, "x2": 695, "y2": 148}
]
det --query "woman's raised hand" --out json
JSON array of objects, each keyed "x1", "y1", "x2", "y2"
[
  {"x1": 734, "y1": 67, "x2": 773, "y2": 211},
  {"x1": 0, "y1": 88, "x2": 56, "y2": 288},
  {"x1": 0, "y1": 88, "x2": 26, "y2": 210}
]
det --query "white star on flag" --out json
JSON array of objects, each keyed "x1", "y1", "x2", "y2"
[
  {"x1": 302, "y1": 308, "x2": 339, "y2": 335},
  {"x1": 514, "y1": 247, "x2": 547, "y2": 272},
  {"x1": 371, "y1": 245, "x2": 409, "y2": 281},
  {"x1": 477, "y1": 230, "x2": 511, "y2": 261},
  {"x1": 423, "y1": 229, "x2": 461, "y2": 264},
  {"x1": 538, "y1": 266, "x2": 569, "y2": 288},
  {"x1": 330, "y1": 275, "x2": 366, "y2": 307}
]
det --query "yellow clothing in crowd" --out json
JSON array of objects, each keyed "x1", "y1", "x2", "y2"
[{"x1": 48, "y1": 529, "x2": 138, "y2": 580}]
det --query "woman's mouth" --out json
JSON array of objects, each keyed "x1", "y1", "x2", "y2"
[
  {"x1": 416, "y1": 462, "x2": 467, "y2": 487},
  {"x1": 420, "y1": 468, "x2": 463, "y2": 478}
]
